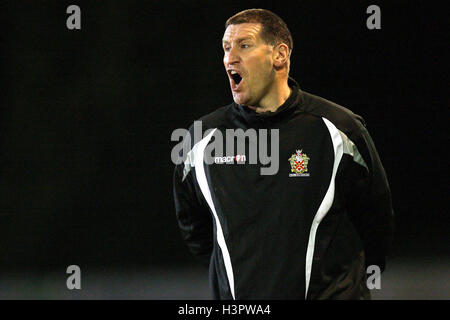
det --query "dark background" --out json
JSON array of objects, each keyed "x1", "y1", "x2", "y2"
[{"x1": 0, "y1": 0, "x2": 448, "y2": 299}]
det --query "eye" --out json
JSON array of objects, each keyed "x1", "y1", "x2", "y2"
[
  {"x1": 241, "y1": 43, "x2": 250, "y2": 49},
  {"x1": 223, "y1": 46, "x2": 231, "y2": 52}
]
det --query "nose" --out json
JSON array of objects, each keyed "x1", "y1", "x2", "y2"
[{"x1": 224, "y1": 46, "x2": 240, "y2": 67}]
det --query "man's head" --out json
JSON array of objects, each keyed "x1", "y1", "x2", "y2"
[{"x1": 222, "y1": 9, "x2": 293, "y2": 108}]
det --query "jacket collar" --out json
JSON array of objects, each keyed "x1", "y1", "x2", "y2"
[{"x1": 232, "y1": 77, "x2": 302, "y2": 125}]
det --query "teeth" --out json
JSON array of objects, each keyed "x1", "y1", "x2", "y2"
[{"x1": 230, "y1": 70, "x2": 237, "y2": 74}]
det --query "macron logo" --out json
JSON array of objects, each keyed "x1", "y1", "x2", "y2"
[{"x1": 214, "y1": 154, "x2": 246, "y2": 164}]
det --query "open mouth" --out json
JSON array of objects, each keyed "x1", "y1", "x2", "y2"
[{"x1": 229, "y1": 70, "x2": 242, "y2": 86}]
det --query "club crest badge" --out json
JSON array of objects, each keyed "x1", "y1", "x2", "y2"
[{"x1": 288, "y1": 149, "x2": 310, "y2": 177}]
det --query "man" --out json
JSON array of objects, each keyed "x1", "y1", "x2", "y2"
[{"x1": 173, "y1": 9, "x2": 394, "y2": 300}]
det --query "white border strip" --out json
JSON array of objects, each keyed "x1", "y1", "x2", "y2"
[
  {"x1": 339, "y1": 131, "x2": 368, "y2": 170},
  {"x1": 192, "y1": 129, "x2": 236, "y2": 300},
  {"x1": 304, "y1": 118, "x2": 344, "y2": 299}
]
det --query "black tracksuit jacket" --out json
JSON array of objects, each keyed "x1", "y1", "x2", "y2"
[{"x1": 173, "y1": 78, "x2": 394, "y2": 300}]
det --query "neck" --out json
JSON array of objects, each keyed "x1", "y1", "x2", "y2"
[{"x1": 248, "y1": 77, "x2": 291, "y2": 113}]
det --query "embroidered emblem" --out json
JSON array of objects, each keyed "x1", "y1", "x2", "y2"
[{"x1": 288, "y1": 149, "x2": 310, "y2": 177}]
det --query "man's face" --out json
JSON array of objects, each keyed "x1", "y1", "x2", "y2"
[{"x1": 222, "y1": 23, "x2": 275, "y2": 106}]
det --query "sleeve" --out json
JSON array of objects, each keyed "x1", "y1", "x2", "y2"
[
  {"x1": 342, "y1": 122, "x2": 395, "y2": 272},
  {"x1": 173, "y1": 135, "x2": 214, "y2": 267}
]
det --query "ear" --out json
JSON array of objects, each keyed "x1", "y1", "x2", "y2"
[{"x1": 273, "y1": 43, "x2": 289, "y2": 70}]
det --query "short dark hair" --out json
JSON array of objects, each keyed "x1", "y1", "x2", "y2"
[{"x1": 225, "y1": 9, "x2": 293, "y2": 53}]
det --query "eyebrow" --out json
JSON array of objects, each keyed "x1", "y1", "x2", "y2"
[{"x1": 222, "y1": 37, "x2": 254, "y2": 45}]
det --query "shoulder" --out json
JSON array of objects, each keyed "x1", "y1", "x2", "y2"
[
  {"x1": 300, "y1": 90, "x2": 366, "y2": 135},
  {"x1": 188, "y1": 103, "x2": 233, "y2": 132}
]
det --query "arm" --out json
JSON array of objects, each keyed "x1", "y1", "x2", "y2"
[
  {"x1": 173, "y1": 147, "x2": 213, "y2": 267},
  {"x1": 342, "y1": 123, "x2": 395, "y2": 272}
]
